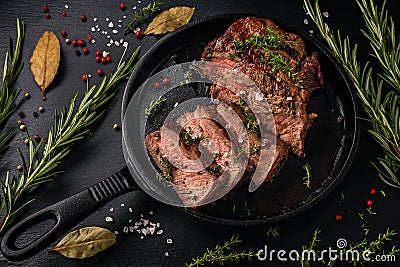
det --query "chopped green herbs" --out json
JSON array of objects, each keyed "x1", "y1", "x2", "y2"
[
  {"x1": 181, "y1": 130, "x2": 196, "y2": 147},
  {"x1": 159, "y1": 155, "x2": 173, "y2": 181},
  {"x1": 210, "y1": 164, "x2": 222, "y2": 174},
  {"x1": 243, "y1": 109, "x2": 260, "y2": 134}
]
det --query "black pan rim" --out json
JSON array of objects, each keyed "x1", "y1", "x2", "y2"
[{"x1": 122, "y1": 14, "x2": 360, "y2": 226}]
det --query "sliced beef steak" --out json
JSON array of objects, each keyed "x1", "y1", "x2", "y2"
[{"x1": 144, "y1": 17, "x2": 324, "y2": 205}]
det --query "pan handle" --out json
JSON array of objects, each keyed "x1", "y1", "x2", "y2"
[{"x1": 0, "y1": 167, "x2": 139, "y2": 261}]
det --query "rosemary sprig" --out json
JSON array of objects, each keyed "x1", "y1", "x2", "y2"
[
  {"x1": 303, "y1": 0, "x2": 400, "y2": 188},
  {"x1": 0, "y1": 46, "x2": 141, "y2": 233},
  {"x1": 186, "y1": 235, "x2": 257, "y2": 267},
  {"x1": 302, "y1": 163, "x2": 312, "y2": 188},
  {"x1": 123, "y1": 1, "x2": 162, "y2": 35},
  {"x1": 0, "y1": 19, "x2": 25, "y2": 156}
]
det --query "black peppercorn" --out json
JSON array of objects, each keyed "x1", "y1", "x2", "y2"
[
  {"x1": 18, "y1": 111, "x2": 25, "y2": 117},
  {"x1": 33, "y1": 112, "x2": 39, "y2": 117},
  {"x1": 75, "y1": 50, "x2": 81, "y2": 56}
]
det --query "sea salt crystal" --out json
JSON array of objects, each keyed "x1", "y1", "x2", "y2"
[
  {"x1": 174, "y1": 102, "x2": 178, "y2": 108},
  {"x1": 113, "y1": 29, "x2": 118, "y2": 34},
  {"x1": 129, "y1": 226, "x2": 135, "y2": 232},
  {"x1": 106, "y1": 17, "x2": 110, "y2": 21},
  {"x1": 108, "y1": 22, "x2": 114, "y2": 28},
  {"x1": 97, "y1": 28, "x2": 100, "y2": 32},
  {"x1": 110, "y1": 39, "x2": 114, "y2": 44},
  {"x1": 323, "y1": 11, "x2": 329, "y2": 18},
  {"x1": 91, "y1": 39, "x2": 96, "y2": 44},
  {"x1": 120, "y1": 38, "x2": 124, "y2": 43},
  {"x1": 115, "y1": 41, "x2": 120, "y2": 47},
  {"x1": 129, "y1": 219, "x2": 133, "y2": 223},
  {"x1": 94, "y1": 18, "x2": 98, "y2": 22},
  {"x1": 91, "y1": 27, "x2": 96, "y2": 32},
  {"x1": 114, "y1": 231, "x2": 119, "y2": 235},
  {"x1": 65, "y1": 4, "x2": 69, "y2": 9},
  {"x1": 123, "y1": 15, "x2": 127, "y2": 19},
  {"x1": 133, "y1": 6, "x2": 137, "y2": 10},
  {"x1": 105, "y1": 216, "x2": 114, "y2": 222},
  {"x1": 255, "y1": 92, "x2": 263, "y2": 101},
  {"x1": 118, "y1": 25, "x2": 122, "y2": 28},
  {"x1": 149, "y1": 211, "x2": 154, "y2": 215},
  {"x1": 304, "y1": 19, "x2": 309, "y2": 25},
  {"x1": 167, "y1": 239, "x2": 172, "y2": 244},
  {"x1": 165, "y1": 252, "x2": 169, "y2": 257},
  {"x1": 123, "y1": 42, "x2": 128, "y2": 48},
  {"x1": 107, "y1": 35, "x2": 110, "y2": 38},
  {"x1": 107, "y1": 43, "x2": 112, "y2": 47},
  {"x1": 121, "y1": 203, "x2": 125, "y2": 207},
  {"x1": 143, "y1": 219, "x2": 149, "y2": 226},
  {"x1": 309, "y1": 30, "x2": 314, "y2": 34},
  {"x1": 140, "y1": 236, "x2": 144, "y2": 239},
  {"x1": 123, "y1": 226, "x2": 129, "y2": 233},
  {"x1": 128, "y1": 207, "x2": 133, "y2": 212},
  {"x1": 138, "y1": 1, "x2": 141, "y2": 3},
  {"x1": 157, "y1": 229, "x2": 163, "y2": 235},
  {"x1": 118, "y1": 20, "x2": 122, "y2": 23}
]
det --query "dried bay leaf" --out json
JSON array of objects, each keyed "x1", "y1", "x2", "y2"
[
  {"x1": 30, "y1": 31, "x2": 60, "y2": 100},
  {"x1": 48, "y1": 226, "x2": 116, "y2": 259},
  {"x1": 144, "y1": 6, "x2": 195, "y2": 35}
]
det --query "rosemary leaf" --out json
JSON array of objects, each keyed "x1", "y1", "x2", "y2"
[
  {"x1": 0, "y1": 46, "x2": 140, "y2": 233},
  {"x1": 0, "y1": 19, "x2": 25, "y2": 157}
]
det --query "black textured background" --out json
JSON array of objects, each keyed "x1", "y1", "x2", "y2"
[{"x1": 0, "y1": 0, "x2": 400, "y2": 266}]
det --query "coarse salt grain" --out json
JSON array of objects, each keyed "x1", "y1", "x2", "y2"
[
  {"x1": 115, "y1": 41, "x2": 120, "y2": 47},
  {"x1": 157, "y1": 229, "x2": 163, "y2": 235},
  {"x1": 118, "y1": 25, "x2": 122, "y2": 28},
  {"x1": 106, "y1": 17, "x2": 110, "y2": 21},
  {"x1": 123, "y1": 226, "x2": 129, "y2": 233},
  {"x1": 105, "y1": 216, "x2": 114, "y2": 222},
  {"x1": 140, "y1": 236, "x2": 144, "y2": 239},
  {"x1": 149, "y1": 211, "x2": 154, "y2": 215},
  {"x1": 65, "y1": 4, "x2": 69, "y2": 9},
  {"x1": 174, "y1": 102, "x2": 178, "y2": 108},
  {"x1": 133, "y1": 6, "x2": 137, "y2": 10},
  {"x1": 123, "y1": 42, "x2": 128, "y2": 48},
  {"x1": 91, "y1": 27, "x2": 96, "y2": 32},
  {"x1": 94, "y1": 18, "x2": 98, "y2": 22},
  {"x1": 129, "y1": 207, "x2": 133, "y2": 212},
  {"x1": 108, "y1": 22, "x2": 114, "y2": 28},
  {"x1": 129, "y1": 226, "x2": 134, "y2": 232},
  {"x1": 165, "y1": 252, "x2": 169, "y2": 257},
  {"x1": 113, "y1": 29, "x2": 118, "y2": 34},
  {"x1": 120, "y1": 38, "x2": 124, "y2": 43},
  {"x1": 114, "y1": 231, "x2": 119, "y2": 235},
  {"x1": 107, "y1": 43, "x2": 111, "y2": 47},
  {"x1": 309, "y1": 30, "x2": 314, "y2": 34},
  {"x1": 138, "y1": 1, "x2": 141, "y2": 3},
  {"x1": 323, "y1": 11, "x2": 329, "y2": 18},
  {"x1": 121, "y1": 203, "x2": 125, "y2": 207},
  {"x1": 123, "y1": 15, "x2": 127, "y2": 19},
  {"x1": 118, "y1": 20, "x2": 122, "y2": 23},
  {"x1": 110, "y1": 208, "x2": 114, "y2": 212},
  {"x1": 167, "y1": 239, "x2": 172, "y2": 244},
  {"x1": 304, "y1": 19, "x2": 309, "y2": 25}
]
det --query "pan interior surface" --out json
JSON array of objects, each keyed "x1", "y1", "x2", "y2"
[{"x1": 122, "y1": 15, "x2": 359, "y2": 225}]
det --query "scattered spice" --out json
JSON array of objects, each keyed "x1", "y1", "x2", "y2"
[
  {"x1": 72, "y1": 40, "x2": 78, "y2": 47},
  {"x1": 82, "y1": 74, "x2": 88, "y2": 81},
  {"x1": 24, "y1": 92, "x2": 31, "y2": 99},
  {"x1": 135, "y1": 31, "x2": 141, "y2": 38},
  {"x1": 33, "y1": 135, "x2": 41, "y2": 142},
  {"x1": 62, "y1": 11, "x2": 67, "y2": 17},
  {"x1": 43, "y1": 6, "x2": 49, "y2": 13},
  {"x1": 23, "y1": 138, "x2": 29, "y2": 145},
  {"x1": 43, "y1": 137, "x2": 48, "y2": 144},
  {"x1": 83, "y1": 48, "x2": 89, "y2": 54},
  {"x1": 163, "y1": 77, "x2": 169, "y2": 84},
  {"x1": 80, "y1": 15, "x2": 87, "y2": 22},
  {"x1": 19, "y1": 125, "x2": 26, "y2": 131},
  {"x1": 17, "y1": 165, "x2": 23, "y2": 171},
  {"x1": 38, "y1": 106, "x2": 45, "y2": 112},
  {"x1": 60, "y1": 30, "x2": 67, "y2": 37},
  {"x1": 18, "y1": 111, "x2": 25, "y2": 118},
  {"x1": 120, "y1": 3, "x2": 126, "y2": 10},
  {"x1": 366, "y1": 199, "x2": 373, "y2": 207},
  {"x1": 113, "y1": 123, "x2": 119, "y2": 130},
  {"x1": 370, "y1": 188, "x2": 377, "y2": 195},
  {"x1": 266, "y1": 226, "x2": 280, "y2": 237},
  {"x1": 124, "y1": 1, "x2": 162, "y2": 35},
  {"x1": 45, "y1": 14, "x2": 51, "y2": 20},
  {"x1": 380, "y1": 190, "x2": 386, "y2": 197},
  {"x1": 75, "y1": 50, "x2": 81, "y2": 56},
  {"x1": 335, "y1": 214, "x2": 342, "y2": 221},
  {"x1": 154, "y1": 82, "x2": 160, "y2": 88},
  {"x1": 65, "y1": 38, "x2": 71, "y2": 44},
  {"x1": 17, "y1": 120, "x2": 23, "y2": 125},
  {"x1": 302, "y1": 163, "x2": 312, "y2": 188},
  {"x1": 105, "y1": 216, "x2": 114, "y2": 222},
  {"x1": 97, "y1": 69, "x2": 103, "y2": 76},
  {"x1": 33, "y1": 112, "x2": 39, "y2": 117}
]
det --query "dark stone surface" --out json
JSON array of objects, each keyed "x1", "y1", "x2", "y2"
[{"x1": 0, "y1": 0, "x2": 399, "y2": 266}]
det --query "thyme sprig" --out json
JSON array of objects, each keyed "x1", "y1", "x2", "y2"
[
  {"x1": 186, "y1": 235, "x2": 257, "y2": 267},
  {"x1": 123, "y1": 1, "x2": 163, "y2": 35},
  {"x1": 0, "y1": 46, "x2": 141, "y2": 233},
  {"x1": 266, "y1": 226, "x2": 280, "y2": 238},
  {"x1": 144, "y1": 96, "x2": 166, "y2": 115},
  {"x1": 301, "y1": 228, "x2": 321, "y2": 267},
  {"x1": 303, "y1": 0, "x2": 400, "y2": 188},
  {"x1": 0, "y1": 19, "x2": 25, "y2": 157}
]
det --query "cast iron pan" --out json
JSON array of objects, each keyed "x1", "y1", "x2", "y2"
[{"x1": 0, "y1": 14, "x2": 359, "y2": 260}]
